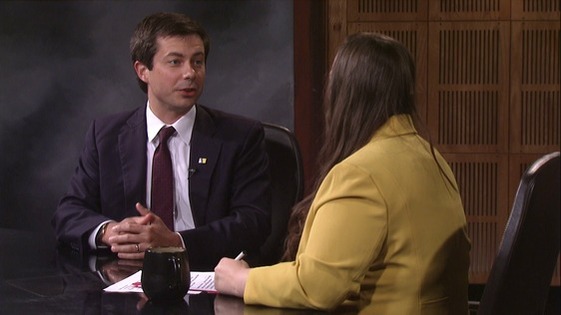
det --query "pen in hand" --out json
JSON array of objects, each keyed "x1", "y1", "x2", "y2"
[{"x1": 234, "y1": 251, "x2": 246, "y2": 261}]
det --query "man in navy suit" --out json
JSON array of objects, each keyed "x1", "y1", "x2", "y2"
[{"x1": 52, "y1": 12, "x2": 271, "y2": 270}]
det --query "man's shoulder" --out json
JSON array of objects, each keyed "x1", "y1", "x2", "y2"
[
  {"x1": 94, "y1": 106, "x2": 143, "y2": 125},
  {"x1": 86, "y1": 106, "x2": 144, "y2": 139},
  {"x1": 197, "y1": 105, "x2": 261, "y2": 135},
  {"x1": 199, "y1": 105, "x2": 259, "y2": 124}
]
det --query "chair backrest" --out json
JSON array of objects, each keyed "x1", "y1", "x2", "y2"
[
  {"x1": 478, "y1": 151, "x2": 560, "y2": 315},
  {"x1": 258, "y1": 123, "x2": 304, "y2": 265}
]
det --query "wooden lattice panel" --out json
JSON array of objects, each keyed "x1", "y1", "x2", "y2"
[
  {"x1": 347, "y1": 0, "x2": 428, "y2": 21},
  {"x1": 467, "y1": 221, "x2": 499, "y2": 283},
  {"x1": 510, "y1": 21, "x2": 560, "y2": 153},
  {"x1": 347, "y1": 23, "x2": 428, "y2": 120},
  {"x1": 444, "y1": 153, "x2": 509, "y2": 283},
  {"x1": 512, "y1": 0, "x2": 561, "y2": 20},
  {"x1": 428, "y1": 22, "x2": 510, "y2": 153},
  {"x1": 428, "y1": 0, "x2": 510, "y2": 20}
]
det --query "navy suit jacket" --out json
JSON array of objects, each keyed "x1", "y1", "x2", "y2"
[{"x1": 52, "y1": 105, "x2": 271, "y2": 270}]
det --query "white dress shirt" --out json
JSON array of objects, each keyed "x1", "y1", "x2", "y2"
[{"x1": 145, "y1": 103, "x2": 196, "y2": 231}]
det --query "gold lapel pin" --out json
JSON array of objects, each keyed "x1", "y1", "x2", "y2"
[{"x1": 198, "y1": 157, "x2": 208, "y2": 164}]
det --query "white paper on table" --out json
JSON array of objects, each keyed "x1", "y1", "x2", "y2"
[
  {"x1": 104, "y1": 270, "x2": 143, "y2": 293},
  {"x1": 189, "y1": 272, "x2": 216, "y2": 292},
  {"x1": 103, "y1": 270, "x2": 216, "y2": 294}
]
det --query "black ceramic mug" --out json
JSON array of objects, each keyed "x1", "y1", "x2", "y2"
[{"x1": 141, "y1": 247, "x2": 190, "y2": 301}]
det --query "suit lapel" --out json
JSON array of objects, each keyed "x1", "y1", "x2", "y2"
[
  {"x1": 189, "y1": 105, "x2": 222, "y2": 226},
  {"x1": 119, "y1": 107, "x2": 147, "y2": 214}
]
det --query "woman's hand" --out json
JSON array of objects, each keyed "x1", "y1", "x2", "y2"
[{"x1": 214, "y1": 257, "x2": 250, "y2": 298}]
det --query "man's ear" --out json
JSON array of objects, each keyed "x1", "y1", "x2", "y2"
[{"x1": 133, "y1": 61, "x2": 149, "y2": 83}]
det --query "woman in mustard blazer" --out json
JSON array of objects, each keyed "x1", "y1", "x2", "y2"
[{"x1": 214, "y1": 32, "x2": 471, "y2": 314}]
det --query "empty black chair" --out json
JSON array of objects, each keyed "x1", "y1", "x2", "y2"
[
  {"x1": 257, "y1": 123, "x2": 304, "y2": 266},
  {"x1": 472, "y1": 151, "x2": 560, "y2": 314}
]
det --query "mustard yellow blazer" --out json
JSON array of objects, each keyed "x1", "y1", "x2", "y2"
[{"x1": 244, "y1": 115, "x2": 470, "y2": 314}]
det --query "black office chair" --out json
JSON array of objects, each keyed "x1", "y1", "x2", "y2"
[
  {"x1": 469, "y1": 151, "x2": 560, "y2": 314},
  {"x1": 257, "y1": 123, "x2": 304, "y2": 266}
]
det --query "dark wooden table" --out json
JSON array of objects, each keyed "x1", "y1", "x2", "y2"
[{"x1": 0, "y1": 229, "x2": 339, "y2": 314}]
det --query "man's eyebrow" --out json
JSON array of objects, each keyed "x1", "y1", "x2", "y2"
[
  {"x1": 192, "y1": 51, "x2": 205, "y2": 58},
  {"x1": 164, "y1": 51, "x2": 205, "y2": 58},
  {"x1": 164, "y1": 52, "x2": 185, "y2": 58}
]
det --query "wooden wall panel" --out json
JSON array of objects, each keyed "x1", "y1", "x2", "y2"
[
  {"x1": 511, "y1": 0, "x2": 560, "y2": 20},
  {"x1": 348, "y1": 0, "x2": 428, "y2": 21},
  {"x1": 428, "y1": 0, "x2": 510, "y2": 20},
  {"x1": 294, "y1": 0, "x2": 327, "y2": 194},
  {"x1": 445, "y1": 154, "x2": 509, "y2": 283},
  {"x1": 510, "y1": 22, "x2": 560, "y2": 153},
  {"x1": 427, "y1": 22, "x2": 510, "y2": 153}
]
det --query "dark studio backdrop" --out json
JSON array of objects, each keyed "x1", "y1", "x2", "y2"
[{"x1": 0, "y1": 1, "x2": 294, "y2": 246}]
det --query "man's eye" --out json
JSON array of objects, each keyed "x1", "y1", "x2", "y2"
[
  {"x1": 169, "y1": 59, "x2": 181, "y2": 65},
  {"x1": 194, "y1": 59, "x2": 204, "y2": 67}
]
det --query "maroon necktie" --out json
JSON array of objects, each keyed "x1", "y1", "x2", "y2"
[{"x1": 151, "y1": 126, "x2": 176, "y2": 230}]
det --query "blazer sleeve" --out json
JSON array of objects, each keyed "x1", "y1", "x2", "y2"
[
  {"x1": 244, "y1": 163, "x2": 386, "y2": 310},
  {"x1": 51, "y1": 120, "x2": 109, "y2": 253},
  {"x1": 51, "y1": 109, "x2": 144, "y2": 254}
]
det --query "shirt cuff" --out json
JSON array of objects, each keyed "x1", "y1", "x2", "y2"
[
  {"x1": 176, "y1": 232, "x2": 186, "y2": 248},
  {"x1": 88, "y1": 220, "x2": 113, "y2": 250}
]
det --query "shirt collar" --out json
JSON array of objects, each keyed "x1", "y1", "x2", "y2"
[{"x1": 146, "y1": 102, "x2": 196, "y2": 145}]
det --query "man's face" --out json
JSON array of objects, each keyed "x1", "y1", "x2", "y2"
[{"x1": 135, "y1": 35, "x2": 206, "y2": 122}]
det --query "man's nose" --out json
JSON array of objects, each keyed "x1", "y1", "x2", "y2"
[{"x1": 182, "y1": 65, "x2": 196, "y2": 79}]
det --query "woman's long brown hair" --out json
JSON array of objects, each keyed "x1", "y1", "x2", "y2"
[{"x1": 281, "y1": 33, "x2": 419, "y2": 261}]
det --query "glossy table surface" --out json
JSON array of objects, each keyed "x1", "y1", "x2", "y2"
[{"x1": 0, "y1": 229, "x2": 340, "y2": 314}]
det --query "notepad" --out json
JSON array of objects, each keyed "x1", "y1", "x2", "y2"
[{"x1": 103, "y1": 270, "x2": 217, "y2": 294}]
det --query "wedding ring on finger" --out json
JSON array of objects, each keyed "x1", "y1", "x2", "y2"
[{"x1": 135, "y1": 244, "x2": 140, "y2": 252}]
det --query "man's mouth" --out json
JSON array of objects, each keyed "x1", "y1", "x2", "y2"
[{"x1": 178, "y1": 87, "x2": 197, "y2": 97}]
